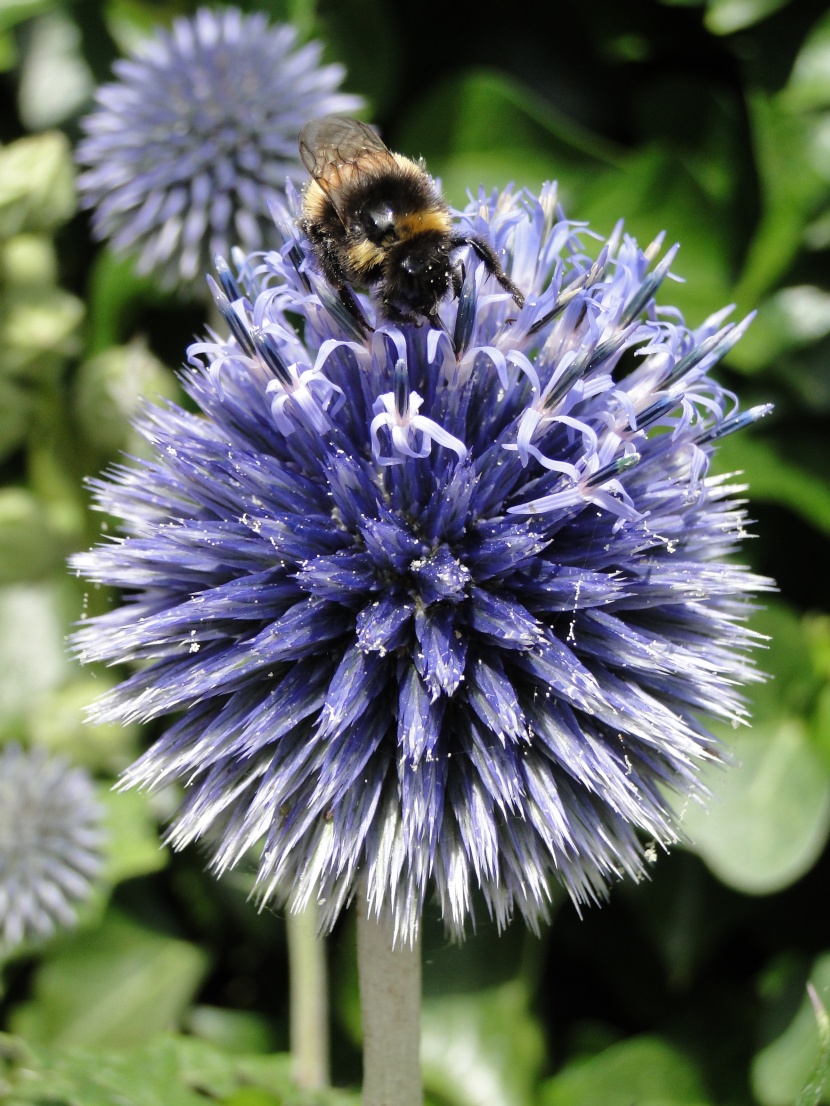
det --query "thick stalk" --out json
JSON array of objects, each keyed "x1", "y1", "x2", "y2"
[
  {"x1": 286, "y1": 901, "x2": 329, "y2": 1089},
  {"x1": 356, "y1": 894, "x2": 422, "y2": 1106}
]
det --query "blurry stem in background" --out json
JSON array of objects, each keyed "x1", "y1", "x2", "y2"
[
  {"x1": 286, "y1": 902, "x2": 330, "y2": 1089},
  {"x1": 356, "y1": 884, "x2": 422, "y2": 1106}
]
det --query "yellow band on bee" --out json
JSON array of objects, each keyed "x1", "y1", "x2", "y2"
[
  {"x1": 348, "y1": 239, "x2": 386, "y2": 275},
  {"x1": 397, "y1": 209, "x2": 452, "y2": 239}
]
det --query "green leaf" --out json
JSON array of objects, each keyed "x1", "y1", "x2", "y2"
[
  {"x1": 0, "y1": 131, "x2": 76, "y2": 238},
  {"x1": 0, "y1": 285, "x2": 84, "y2": 382},
  {"x1": 84, "y1": 249, "x2": 176, "y2": 354},
  {"x1": 704, "y1": 0, "x2": 795, "y2": 34},
  {"x1": 712, "y1": 432, "x2": 830, "y2": 537},
  {"x1": 395, "y1": 67, "x2": 621, "y2": 210},
  {"x1": 680, "y1": 720, "x2": 830, "y2": 895},
  {"x1": 753, "y1": 953, "x2": 830, "y2": 1106},
  {"x1": 736, "y1": 92, "x2": 828, "y2": 305},
  {"x1": 0, "y1": 1034, "x2": 230, "y2": 1106},
  {"x1": 9, "y1": 910, "x2": 209, "y2": 1048},
  {"x1": 742, "y1": 603, "x2": 822, "y2": 725},
  {"x1": 0, "y1": 581, "x2": 69, "y2": 728},
  {"x1": 0, "y1": 380, "x2": 30, "y2": 464},
  {"x1": 805, "y1": 614, "x2": 830, "y2": 686},
  {"x1": 0, "y1": 233, "x2": 58, "y2": 286},
  {"x1": 796, "y1": 985, "x2": 830, "y2": 1106},
  {"x1": 0, "y1": 30, "x2": 16, "y2": 71},
  {"x1": 72, "y1": 340, "x2": 182, "y2": 459},
  {"x1": 422, "y1": 980, "x2": 545, "y2": 1106},
  {"x1": 184, "y1": 1005, "x2": 276, "y2": 1055},
  {"x1": 784, "y1": 10, "x2": 830, "y2": 112},
  {"x1": 27, "y1": 674, "x2": 142, "y2": 772},
  {"x1": 17, "y1": 11, "x2": 93, "y2": 130},
  {"x1": 0, "y1": 488, "x2": 70, "y2": 584},
  {"x1": 99, "y1": 788, "x2": 170, "y2": 886},
  {"x1": 578, "y1": 145, "x2": 734, "y2": 323},
  {"x1": 0, "y1": 1033, "x2": 357, "y2": 1106},
  {"x1": 540, "y1": 1034, "x2": 708, "y2": 1106},
  {"x1": 727, "y1": 286, "x2": 830, "y2": 375},
  {"x1": 167, "y1": 1037, "x2": 312, "y2": 1101},
  {"x1": 0, "y1": 0, "x2": 60, "y2": 35},
  {"x1": 811, "y1": 684, "x2": 830, "y2": 774},
  {"x1": 314, "y1": 0, "x2": 397, "y2": 115}
]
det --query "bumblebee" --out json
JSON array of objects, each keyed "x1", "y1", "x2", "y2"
[{"x1": 298, "y1": 115, "x2": 525, "y2": 331}]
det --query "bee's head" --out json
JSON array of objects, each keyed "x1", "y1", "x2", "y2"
[{"x1": 389, "y1": 233, "x2": 451, "y2": 317}]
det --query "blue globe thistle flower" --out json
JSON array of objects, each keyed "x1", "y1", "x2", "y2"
[
  {"x1": 72, "y1": 184, "x2": 773, "y2": 942},
  {"x1": 76, "y1": 8, "x2": 362, "y2": 289},
  {"x1": 0, "y1": 744, "x2": 106, "y2": 951}
]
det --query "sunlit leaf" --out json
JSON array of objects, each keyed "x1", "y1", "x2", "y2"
[
  {"x1": 0, "y1": 0, "x2": 59, "y2": 34},
  {"x1": 0, "y1": 233, "x2": 58, "y2": 286},
  {"x1": 0, "y1": 286, "x2": 84, "y2": 380},
  {"x1": 0, "y1": 489, "x2": 70, "y2": 584},
  {"x1": 796, "y1": 985, "x2": 830, "y2": 1106},
  {"x1": 744, "y1": 603, "x2": 819, "y2": 724},
  {"x1": 736, "y1": 92, "x2": 828, "y2": 305},
  {"x1": 72, "y1": 340, "x2": 181, "y2": 458},
  {"x1": 578, "y1": 144, "x2": 734, "y2": 322},
  {"x1": 680, "y1": 720, "x2": 830, "y2": 895},
  {"x1": 98, "y1": 788, "x2": 170, "y2": 886},
  {"x1": 728, "y1": 286, "x2": 830, "y2": 374},
  {"x1": 753, "y1": 953, "x2": 830, "y2": 1106},
  {"x1": 0, "y1": 131, "x2": 76, "y2": 237},
  {"x1": 781, "y1": 9, "x2": 830, "y2": 112},
  {"x1": 0, "y1": 581, "x2": 69, "y2": 725},
  {"x1": 703, "y1": 0, "x2": 795, "y2": 34},
  {"x1": 395, "y1": 67, "x2": 620, "y2": 210},
  {"x1": 27, "y1": 674, "x2": 141, "y2": 771},
  {"x1": 540, "y1": 1034, "x2": 709, "y2": 1106},
  {"x1": 712, "y1": 432, "x2": 830, "y2": 537},
  {"x1": 9, "y1": 911, "x2": 209, "y2": 1048},
  {"x1": 0, "y1": 1031, "x2": 359, "y2": 1106},
  {"x1": 184, "y1": 1005, "x2": 276, "y2": 1055},
  {"x1": 422, "y1": 981, "x2": 544, "y2": 1106},
  {"x1": 0, "y1": 377, "x2": 28, "y2": 461},
  {"x1": 17, "y1": 11, "x2": 93, "y2": 129}
]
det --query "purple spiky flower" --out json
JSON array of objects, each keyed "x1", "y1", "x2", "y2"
[
  {"x1": 76, "y1": 8, "x2": 362, "y2": 289},
  {"x1": 0, "y1": 744, "x2": 106, "y2": 952},
  {"x1": 72, "y1": 183, "x2": 773, "y2": 943}
]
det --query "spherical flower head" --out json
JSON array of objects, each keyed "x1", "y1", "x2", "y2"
[
  {"x1": 72, "y1": 183, "x2": 773, "y2": 944},
  {"x1": 0, "y1": 744, "x2": 106, "y2": 952},
  {"x1": 76, "y1": 8, "x2": 362, "y2": 290}
]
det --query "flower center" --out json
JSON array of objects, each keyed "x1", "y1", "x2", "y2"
[{"x1": 408, "y1": 544, "x2": 471, "y2": 606}]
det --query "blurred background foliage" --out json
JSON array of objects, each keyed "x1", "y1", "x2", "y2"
[{"x1": 2, "y1": 0, "x2": 830, "y2": 1103}]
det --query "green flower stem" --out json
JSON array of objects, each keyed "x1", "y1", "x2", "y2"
[
  {"x1": 357, "y1": 891, "x2": 422, "y2": 1106},
  {"x1": 286, "y1": 902, "x2": 329, "y2": 1089}
]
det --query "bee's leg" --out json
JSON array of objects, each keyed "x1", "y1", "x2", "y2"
[
  {"x1": 301, "y1": 219, "x2": 373, "y2": 334},
  {"x1": 380, "y1": 297, "x2": 422, "y2": 327},
  {"x1": 450, "y1": 235, "x2": 525, "y2": 308},
  {"x1": 335, "y1": 283, "x2": 373, "y2": 334},
  {"x1": 450, "y1": 260, "x2": 464, "y2": 299}
]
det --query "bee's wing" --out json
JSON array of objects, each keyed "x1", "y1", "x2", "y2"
[{"x1": 298, "y1": 116, "x2": 395, "y2": 221}]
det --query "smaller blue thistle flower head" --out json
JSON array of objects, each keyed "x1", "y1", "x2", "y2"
[
  {"x1": 0, "y1": 744, "x2": 106, "y2": 953},
  {"x1": 73, "y1": 183, "x2": 773, "y2": 944},
  {"x1": 76, "y1": 8, "x2": 362, "y2": 290}
]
